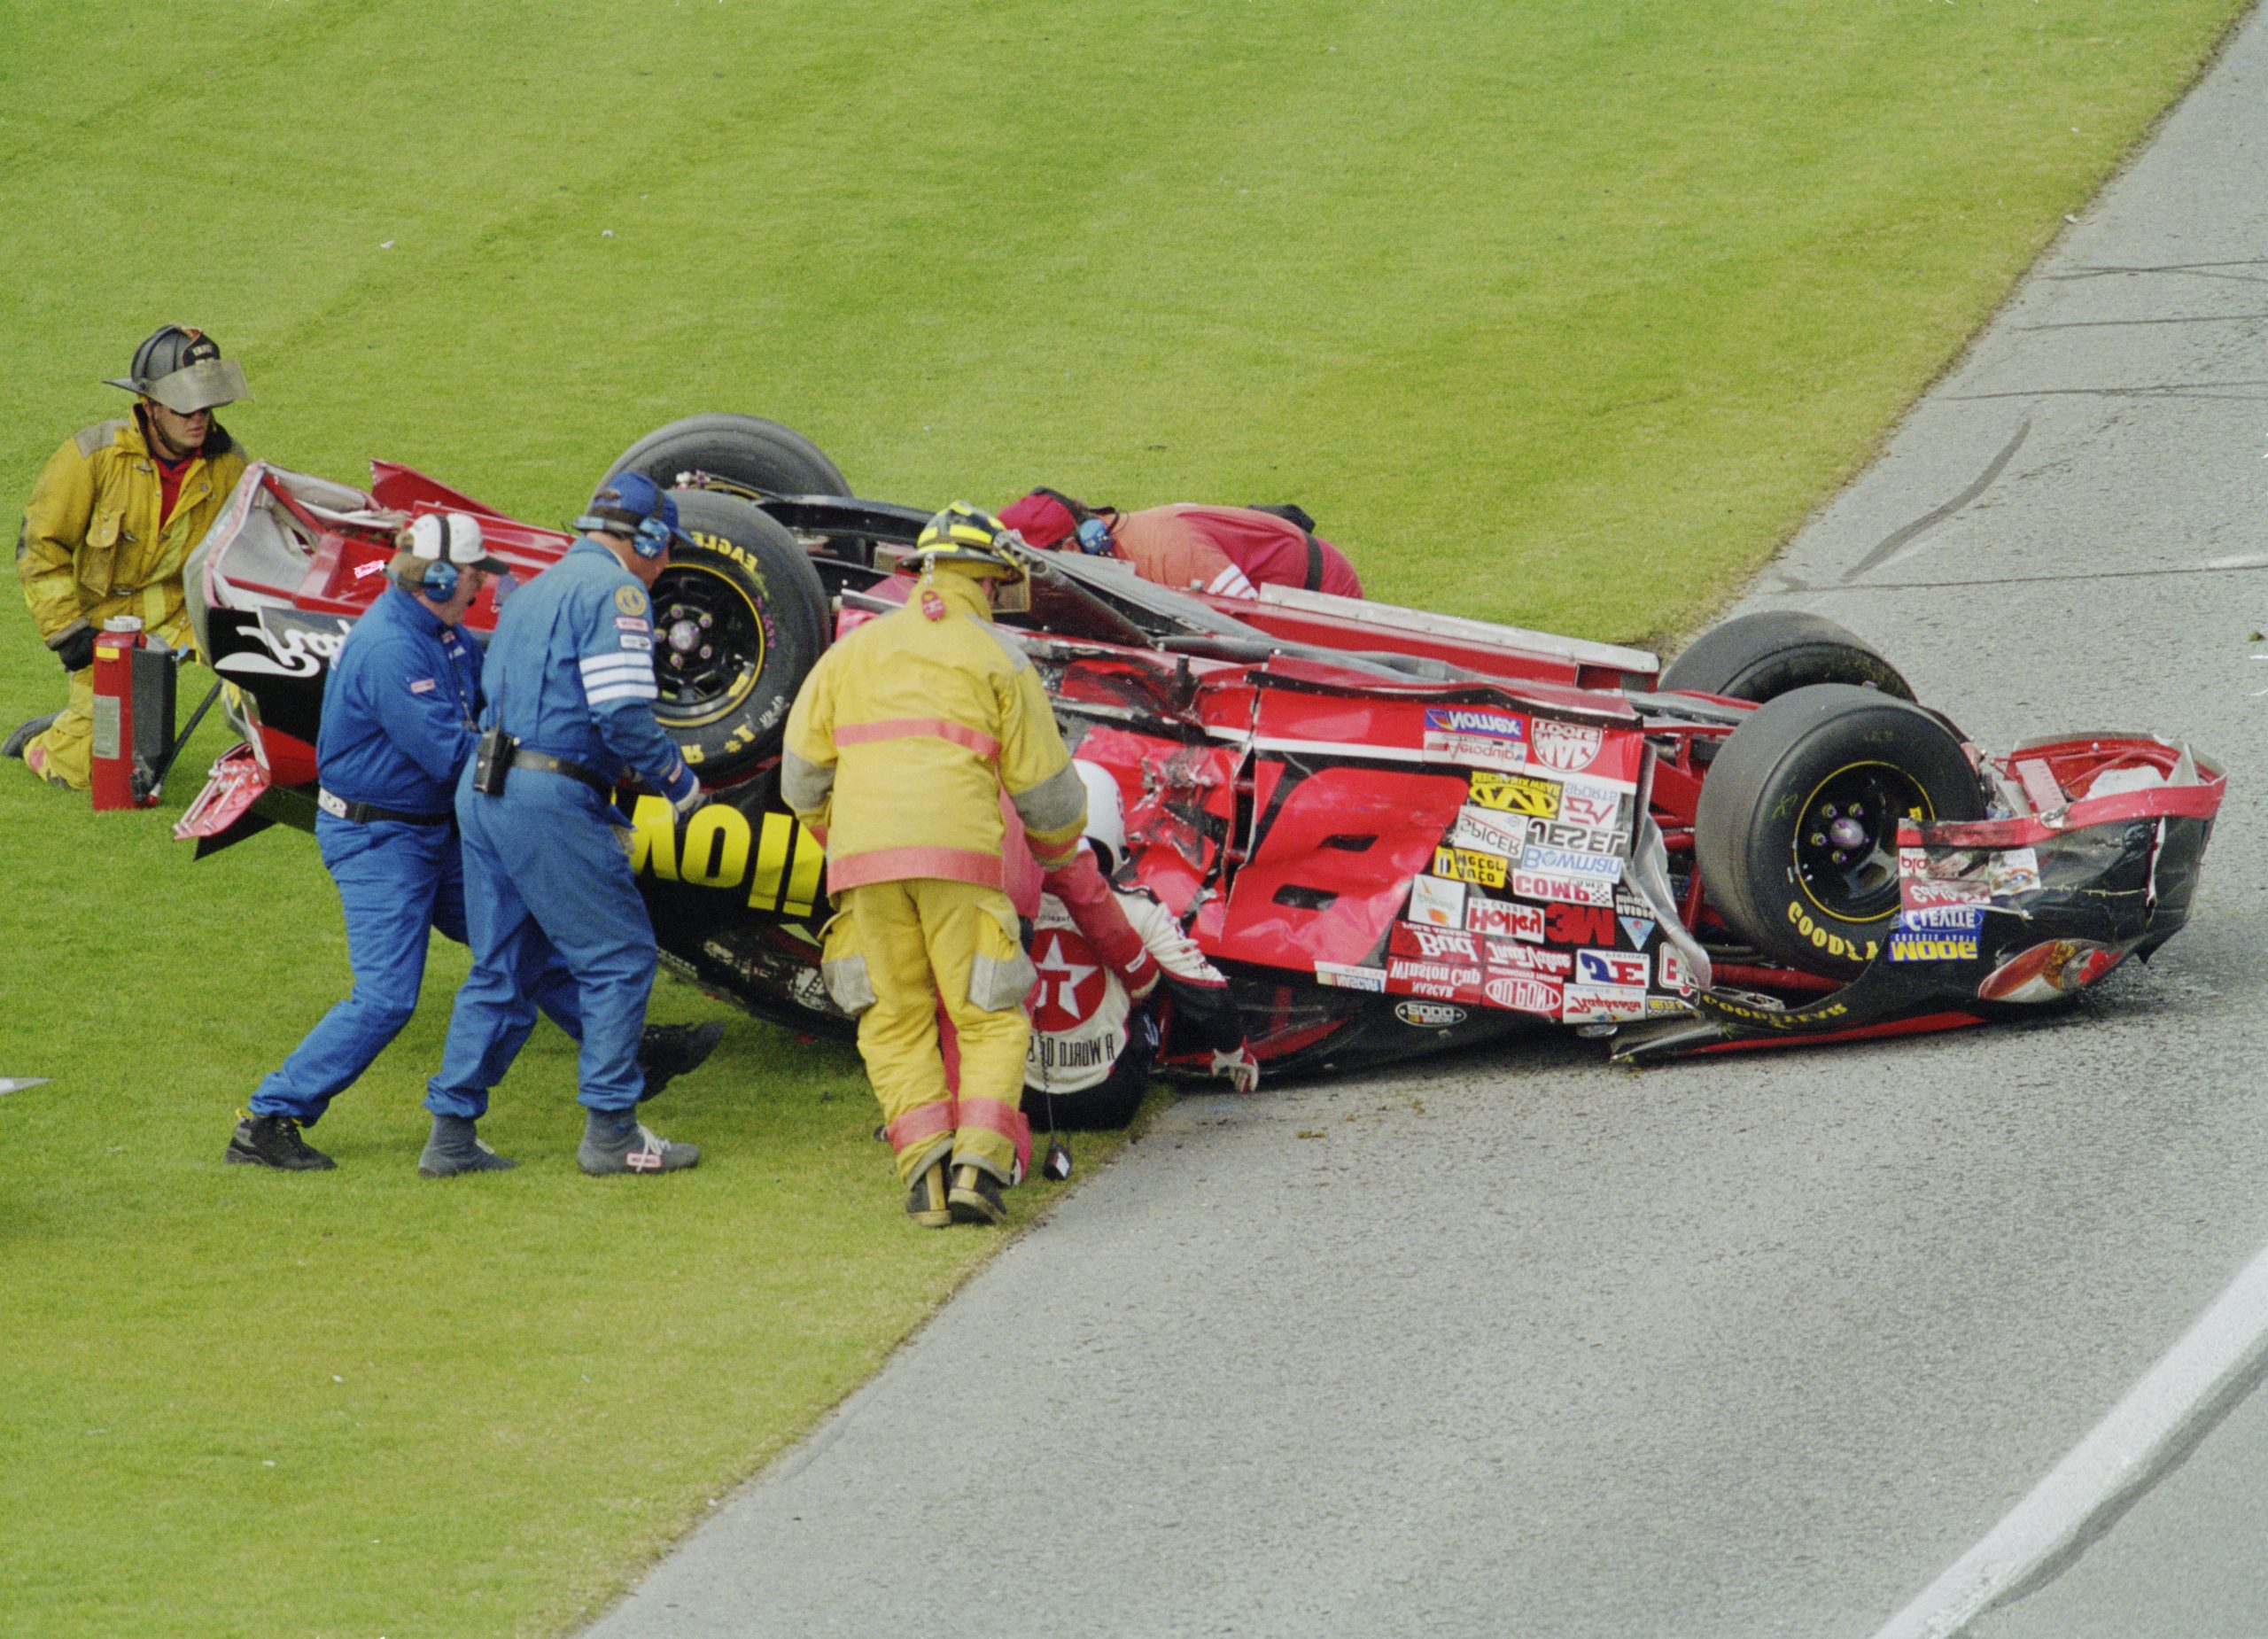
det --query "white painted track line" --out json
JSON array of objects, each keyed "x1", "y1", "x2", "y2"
[{"x1": 1871, "y1": 1237, "x2": 2268, "y2": 1639}]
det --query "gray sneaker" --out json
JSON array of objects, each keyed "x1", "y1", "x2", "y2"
[
  {"x1": 417, "y1": 1114, "x2": 517, "y2": 1178},
  {"x1": 579, "y1": 1112, "x2": 699, "y2": 1176}
]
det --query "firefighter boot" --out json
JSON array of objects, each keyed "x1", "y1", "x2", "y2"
[
  {"x1": 636, "y1": 1021, "x2": 725, "y2": 1103},
  {"x1": 225, "y1": 1111, "x2": 335, "y2": 1171},
  {"x1": 948, "y1": 1163, "x2": 1008, "y2": 1226},
  {"x1": 579, "y1": 1109, "x2": 700, "y2": 1176},
  {"x1": 905, "y1": 1159, "x2": 951, "y2": 1228},
  {"x1": 3, "y1": 713, "x2": 57, "y2": 760},
  {"x1": 418, "y1": 1113, "x2": 517, "y2": 1177}
]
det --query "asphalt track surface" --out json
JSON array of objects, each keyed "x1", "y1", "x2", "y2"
[{"x1": 587, "y1": 18, "x2": 2268, "y2": 1637}]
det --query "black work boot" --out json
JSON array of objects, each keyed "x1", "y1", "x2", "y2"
[
  {"x1": 224, "y1": 1111, "x2": 335, "y2": 1171},
  {"x1": 2, "y1": 713, "x2": 57, "y2": 761},
  {"x1": 948, "y1": 1162, "x2": 1008, "y2": 1226},
  {"x1": 417, "y1": 1113, "x2": 517, "y2": 1178},
  {"x1": 636, "y1": 1021, "x2": 725, "y2": 1103},
  {"x1": 578, "y1": 1108, "x2": 699, "y2": 1176},
  {"x1": 905, "y1": 1160, "x2": 951, "y2": 1228}
]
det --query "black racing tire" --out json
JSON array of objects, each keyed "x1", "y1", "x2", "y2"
[
  {"x1": 1662, "y1": 610, "x2": 1915, "y2": 703},
  {"x1": 1695, "y1": 683, "x2": 1984, "y2": 976},
  {"x1": 603, "y1": 413, "x2": 850, "y2": 501},
  {"x1": 650, "y1": 490, "x2": 829, "y2": 781}
]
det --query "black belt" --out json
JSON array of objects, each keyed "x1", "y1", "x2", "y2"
[
  {"x1": 318, "y1": 788, "x2": 450, "y2": 826},
  {"x1": 509, "y1": 749, "x2": 615, "y2": 798}
]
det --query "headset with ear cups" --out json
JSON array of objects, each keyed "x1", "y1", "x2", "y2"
[{"x1": 407, "y1": 512, "x2": 481, "y2": 600}]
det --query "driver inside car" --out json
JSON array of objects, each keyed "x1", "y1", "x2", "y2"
[{"x1": 998, "y1": 487, "x2": 1363, "y2": 602}]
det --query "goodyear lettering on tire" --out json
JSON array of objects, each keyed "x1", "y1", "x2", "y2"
[{"x1": 1783, "y1": 899, "x2": 1879, "y2": 966}]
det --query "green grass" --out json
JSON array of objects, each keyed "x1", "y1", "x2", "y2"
[{"x1": 0, "y1": 1, "x2": 2249, "y2": 1633}]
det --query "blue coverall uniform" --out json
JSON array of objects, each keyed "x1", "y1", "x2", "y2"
[
  {"x1": 424, "y1": 539, "x2": 699, "y2": 1118},
  {"x1": 251, "y1": 583, "x2": 583, "y2": 1125}
]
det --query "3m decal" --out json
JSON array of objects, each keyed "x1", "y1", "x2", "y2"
[
  {"x1": 626, "y1": 795, "x2": 825, "y2": 918},
  {"x1": 1407, "y1": 874, "x2": 1468, "y2": 928},
  {"x1": 1390, "y1": 922, "x2": 1482, "y2": 964},
  {"x1": 1486, "y1": 938, "x2": 1572, "y2": 975},
  {"x1": 1394, "y1": 999, "x2": 1468, "y2": 1028},
  {"x1": 1467, "y1": 770, "x2": 1560, "y2": 818},
  {"x1": 1560, "y1": 983, "x2": 1647, "y2": 1022},
  {"x1": 1482, "y1": 972, "x2": 1562, "y2": 1016},
  {"x1": 1887, "y1": 931, "x2": 1979, "y2": 962},
  {"x1": 1467, "y1": 897, "x2": 1545, "y2": 942},
  {"x1": 1314, "y1": 961, "x2": 1389, "y2": 992},
  {"x1": 1520, "y1": 843, "x2": 1622, "y2": 882},
  {"x1": 1528, "y1": 719, "x2": 1604, "y2": 773},
  {"x1": 1617, "y1": 915, "x2": 1655, "y2": 950},
  {"x1": 1543, "y1": 904, "x2": 1616, "y2": 946},
  {"x1": 1432, "y1": 845, "x2": 1509, "y2": 889},
  {"x1": 1513, "y1": 871, "x2": 1612, "y2": 906},
  {"x1": 1575, "y1": 949, "x2": 1648, "y2": 990}
]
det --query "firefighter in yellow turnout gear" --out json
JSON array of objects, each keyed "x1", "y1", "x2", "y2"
[
  {"x1": 782, "y1": 504, "x2": 1087, "y2": 1225},
  {"x1": 9, "y1": 326, "x2": 251, "y2": 788}
]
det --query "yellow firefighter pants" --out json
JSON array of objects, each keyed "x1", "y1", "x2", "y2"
[
  {"x1": 823, "y1": 878, "x2": 1034, "y2": 1188},
  {"x1": 25, "y1": 665, "x2": 95, "y2": 789}
]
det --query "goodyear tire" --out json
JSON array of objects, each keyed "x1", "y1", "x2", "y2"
[
  {"x1": 603, "y1": 413, "x2": 850, "y2": 500},
  {"x1": 1695, "y1": 684, "x2": 1984, "y2": 977},
  {"x1": 650, "y1": 490, "x2": 829, "y2": 781},
  {"x1": 1662, "y1": 611, "x2": 1915, "y2": 703}
]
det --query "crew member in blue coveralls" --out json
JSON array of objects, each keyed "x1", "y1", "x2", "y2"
[
  {"x1": 422, "y1": 473, "x2": 709, "y2": 1177},
  {"x1": 225, "y1": 513, "x2": 722, "y2": 1172}
]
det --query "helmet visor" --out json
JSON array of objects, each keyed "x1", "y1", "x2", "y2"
[{"x1": 143, "y1": 357, "x2": 249, "y2": 414}]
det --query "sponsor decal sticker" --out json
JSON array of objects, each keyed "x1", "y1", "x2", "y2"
[
  {"x1": 1899, "y1": 903, "x2": 1985, "y2": 933},
  {"x1": 1520, "y1": 843, "x2": 1622, "y2": 882},
  {"x1": 1482, "y1": 971, "x2": 1562, "y2": 1016},
  {"x1": 1390, "y1": 922, "x2": 1482, "y2": 963},
  {"x1": 1977, "y1": 939, "x2": 2121, "y2": 1004},
  {"x1": 1515, "y1": 871, "x2": 1612, "y2": 906},
  {"x1": 1533, "y1": 818, "x2": 1625, "y2": 855},
  {"x1": 1658, "y1": 945, "x2": 1694, "y2": 994},
  {"x1": 1887, "y1": 931, "x2": 1980, "y2": 962},
  {"x1": 619, "y1": 634, "x2": 653, "y2": 651},
  {"x1": 1408, "y1": 874, "x2": 1468, "y2": 928},
  {"x1": 614, "y1": 585, "x2": 649, "y2": 616},
  {"x1": 408, "y1": 677, "x2": 437, "y2": 694},
  {"x1": 1528, "y1": 719, "x2": 1604, "y2": 773},
  {"x1": 1467, "y1": 897, "x2": 1545, "y2": 941},
  {"x1": 1647, "y1": 994, "x2": 1698, "y2": 1017},
  {"x1": 1468, "y1": 770, "x2": 1560, "y2": 818},
  {"x1": 1394, "y1": 998, "x2": 1468, "y2": 1028},
  {"x1": 1903, "y1": 876, "x2": 1992, "y2": 911},
  {"x1": 1618, "y1": 914, "x2": 1655, "y2": 950},
  {"x1": 1386, "y1": 957, "x2": 1484, "y2": 1002},
  {"x1": 1422, "y1": 709, "x2": 1530, "y2": 772},
  {"x1": 1314, "y1": 961, "x2": 1388, "y2": 992},
  {"x1": 1484, "y1": 937, "x2": 1571, "y2": 975},
  {"x1": 1425, "y1": 707, "x2": 1526, "y2": 742},
  {"x1": 1561, "y1": 983, "x2": 1647, "y2": 1022},
  {"x1": 1575, "y1": 949, "x2": 1649, "y2": 989},
  {"x1": 1433, "y1": 845, "x2": 1509, "y2": 889},
  {"x1": 1544, "y1": 904, "x2": 1617, "y2": 946},
  {"x1": 353, "y1": 557, "x2": 387, "y2": 579},
  {"x1": 1557, "y1": 783, "x2": 1624, "y2": 830},
  {"x1": 1446, "y1": 806, "x2": 1528, "y2": 856},
  {"x1": 615, "y1": 616, "x2": 650, "y2": 633}
]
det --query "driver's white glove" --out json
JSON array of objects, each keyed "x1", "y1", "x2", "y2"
[
  {"x1": 1210, "y1": 1044, "x2": 1261, "y2": 1095},
  {"x1": 673, "y1": 785, "x2": 710, "y2": 819}
]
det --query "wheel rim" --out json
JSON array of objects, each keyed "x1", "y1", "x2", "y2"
[
  {"x1": 1790, "y1": 760, "x2": 1934, "y2": 926},
  {"x1": 652, "y1": 563, "x2": 764, "y2": 727}
]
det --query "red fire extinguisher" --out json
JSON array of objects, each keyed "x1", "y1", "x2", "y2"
[{"x1": 89, "y1": 617, "x2": 175, "y2": 812}]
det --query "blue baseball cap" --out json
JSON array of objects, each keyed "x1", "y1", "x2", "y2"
[{"x1": 579, "y1": 471, "x2": 694, "y2": 557}]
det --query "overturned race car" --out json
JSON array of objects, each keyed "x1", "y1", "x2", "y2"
[{"x1": 179, "y1": 416, "x2": 2227, "y2": 1115}]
